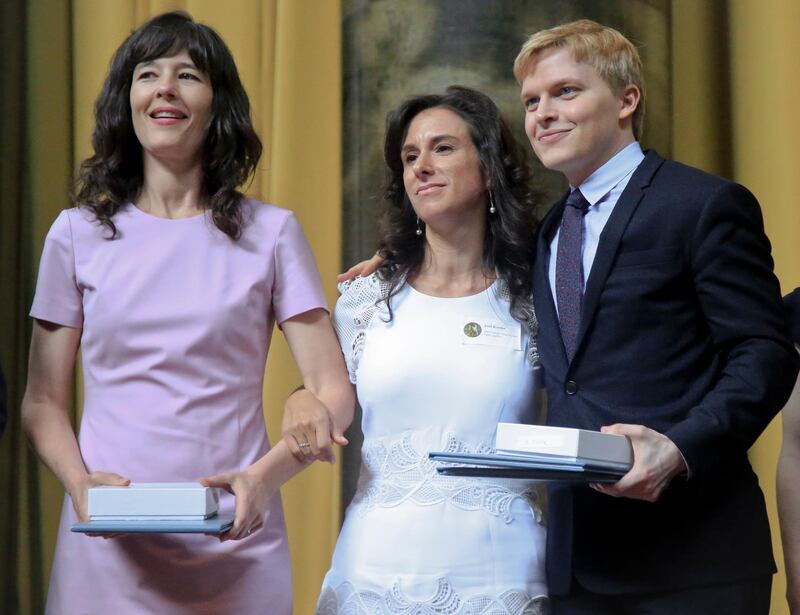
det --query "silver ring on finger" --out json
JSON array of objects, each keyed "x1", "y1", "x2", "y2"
[{"x1": 298, "y1": 442, "x2": 311, "y2": 451}]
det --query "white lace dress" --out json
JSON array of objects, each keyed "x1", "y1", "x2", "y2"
[{"x1": 317, "y1": 274, "x2": 548, "y2": 614}]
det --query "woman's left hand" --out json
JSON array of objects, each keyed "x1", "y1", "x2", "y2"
[
  {"x1": 282, "y1": 388, "x2": 348, "y2": 463},
  {"x1": 200, "y1": 469, "x2": 269, "y2": 541}
]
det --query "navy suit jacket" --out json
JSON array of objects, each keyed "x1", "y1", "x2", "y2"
[{"x1": 535, "y1": 150, "x2": 799, "y2": 595}]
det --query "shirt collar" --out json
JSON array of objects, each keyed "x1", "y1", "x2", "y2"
[{"x1": 572, "y1": 141, "x2": 644, "y2": 206}]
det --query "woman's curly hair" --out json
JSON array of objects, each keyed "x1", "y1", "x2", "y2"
[
  {"x1": 73, "y1": 11, "x2": 262, "y2": 240},
  {"x1": 377, "y1": 85, "x2": 541, "y2": 323}
]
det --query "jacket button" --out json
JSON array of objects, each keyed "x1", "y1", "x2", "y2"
[{"x1": 565, "y1": 380, "x2": 578, "y2": 395}]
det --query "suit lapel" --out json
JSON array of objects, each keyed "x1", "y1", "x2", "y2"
[
  {"x1": 573, "y1": 150, "x2": 665, "y2": 358},
  {"x1": 535, "y1": 193, "x2": 569, "y2": 366}
]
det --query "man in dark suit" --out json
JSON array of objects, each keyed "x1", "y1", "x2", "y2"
[{"x1": 514, "y1": 19, "x2": 799, "y2": 614}]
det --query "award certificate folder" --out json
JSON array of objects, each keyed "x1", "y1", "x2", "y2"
[
  {"x1": 494, "y1": 423, "x2": 632, "y2": 471},
  {"x1": 71, "y1": 515, "x2": 234, "y2": 534},
  {"x1": 429, "y1": 451, "x2": 626, "y2": 483}
]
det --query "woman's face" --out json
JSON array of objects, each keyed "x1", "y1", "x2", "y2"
[
  {"x1": 401, "y1": 107, "x2": 487, "y2": 229},
  {"x1": 130, "y1": 49, "x2": 213, "y2": 166}
]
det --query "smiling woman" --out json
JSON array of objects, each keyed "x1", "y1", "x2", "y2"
[
  {"x1": 75, "y1": 11, "x2": 262, "y2": 239},
  {"x1": 21, "y1": 10, "x2": 353, "y2": 615},
  {"x1": 129, "y1": 51, "x2": 214, "y2": 167},
  {"x1": 314, "y1": 86, "x2": 548, "y2": 613}
]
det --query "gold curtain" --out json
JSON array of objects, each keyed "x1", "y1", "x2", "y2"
[
  {"x1": 674, "y1": 2, "x2": 800, "y2": 614},
  {"x1": 12, "y1": 1, "x2": 342, "y2": 613}
]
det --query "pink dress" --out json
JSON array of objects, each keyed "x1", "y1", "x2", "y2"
[{"x1": 31, "y1": 201, "x2": 327, "y2": 614}]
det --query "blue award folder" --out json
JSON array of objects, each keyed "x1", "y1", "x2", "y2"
[
  {"x1": 71, "y1": 515, "x2": 234, "y2": 534},
  {"x1": 429, "y1": 451, "x2": 626, "y2": 483}
]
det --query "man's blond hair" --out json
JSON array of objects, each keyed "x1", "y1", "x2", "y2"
[{"x1": 513, "y1": 19, "x2": 645, "y2": 139}]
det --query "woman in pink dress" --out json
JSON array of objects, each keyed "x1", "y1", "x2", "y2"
[{"x1": 21, "y1": 11, "x2": 352, "y2": 614}]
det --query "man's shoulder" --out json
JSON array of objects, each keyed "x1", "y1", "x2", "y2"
[
  {"x1": 644, "y1": 152, "x2": 733, "y2": 192},
  {"x1": 639, "y1": 152, "x2": 756, "y2": 211}
]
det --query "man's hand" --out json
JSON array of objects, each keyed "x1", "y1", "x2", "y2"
[
  {"x1": 592, "y1": 424, "x2": 687, "y2": 502},
  {"x1": 337, "y1": 253, "x2": 384, "y2": 282},
  {"x1": 281, "y1": 388, "x2": 347, "y2": 463}
]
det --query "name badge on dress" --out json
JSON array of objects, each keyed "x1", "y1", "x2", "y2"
[{"x1": 460, "y1": 317, "x2": 522, "y2": 350}]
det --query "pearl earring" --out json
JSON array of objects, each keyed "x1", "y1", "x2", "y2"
[
  {"x1": 416, "y1": 217, "x2": 423, "y2": 236},
  {"x1": 489, "y1": 192, "x2": 497, "y2": 214}
]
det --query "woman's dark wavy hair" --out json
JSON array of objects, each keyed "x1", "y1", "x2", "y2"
[
  {"x1": 73, "y1": 11, "x2": 262, "y2": 240},
  {"x1": 378, "y1": 85, "x2": 541, "y2": 323}
]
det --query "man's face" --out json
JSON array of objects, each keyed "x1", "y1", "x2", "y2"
[{"x1": 520, "y1": 47, "x2": 637, "y2": 186}]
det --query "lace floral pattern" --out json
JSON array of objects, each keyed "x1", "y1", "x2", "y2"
[
  {"x1": 496, "y1": 279, "x2": 540, "y2": 366},
  {"x1": 333, "y1": 274, "x2": 539, "y2": 383},
  {"x1": 334, "y1": 274, "x2": 392, "y2": 383},
  {"x1": 351, "y1": 432, "x2": 542, "y2": 524},
  {"x1": 317, "y1": 579, "x2": 549, "y2": 615}
]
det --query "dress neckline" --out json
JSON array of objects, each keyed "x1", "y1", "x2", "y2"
[
  {"x1": 405, "y1": 279, "x2": 498, "y2": 302},
  {"x1": 128, "y1": 202, "x2": 208, "y2": 222}
]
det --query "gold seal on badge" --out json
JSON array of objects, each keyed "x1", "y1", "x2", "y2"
[{"x1": 463, "y1": 322, "x2": 482, "y2": 338}]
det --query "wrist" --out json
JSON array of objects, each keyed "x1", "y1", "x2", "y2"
[{"x1": 64, "y1": 469, "x2": 89, "y2": 497}]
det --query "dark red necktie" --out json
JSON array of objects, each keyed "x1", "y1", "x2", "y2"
[{"x1": 555, "y1": 189, "x2": 590, "y2": 361}]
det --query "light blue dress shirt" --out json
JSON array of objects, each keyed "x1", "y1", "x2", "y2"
[{"x1": 548, "y1": 142, "x2": 645, "y2": 313}]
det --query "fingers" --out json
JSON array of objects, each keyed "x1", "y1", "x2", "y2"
[
  {"x1": 336, "y1": 253, "x2": 383, "y2": 282},
  {"x1": 600, "y1": 423, "x2": 639, "y2": 438},
  {"x1": 221, "y1": 492, "x2": 249, "y2": 541},
  {"x1": 287, "y1": 418, "x2": 332, "y2": 463},
  {"x1": 316, "y1": 427, "x2": 336, "y2": 464},
  {"x1": 225, "y1": 518, "x2": 263, "y2": 542},
  {"x1": 90, "y1": 471, "x2": 131, "y2": 487},
  {"x1": 224, "y1": 501, "x2": 263, "y2": 542},
  {"x1": 291, "y1": 434, "x2": 316, "y2": 462},
  {"x1": 361, "y1": 254, "x2": 383, "y2": 277},
  {"x1": 331, "y1": 426, "x2": 349, "y2": 447},
  {"x1": 336, "y1": 264, "x2": 363, "y2": 283},
  {"x1": 199, "y1": 474, "x2": 235, "y2": 496},
  {"x1": 590, "y1": 482, "x2": 617, "y2": 496},
  {"x1": 283, "y1": 432, "x2": 306, "y2": 462}
]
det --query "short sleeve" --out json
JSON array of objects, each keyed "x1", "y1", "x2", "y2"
[
  {"x1": 30, "y1": 210, "x2": 83, "y2": 328},
  {"x1": 332, "y1": 274, "x2": 390, "y2": 383},
  {"x1": 272, "y1": 212, "x2": 328, "y2": 324}
]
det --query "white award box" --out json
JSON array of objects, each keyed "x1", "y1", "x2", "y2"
[
  {"x1": 87, "y1": 482, "x2": 220, "y2": 520},
  {"x1": 495, "y1": 423, "x2": 633, "y2": 472}
]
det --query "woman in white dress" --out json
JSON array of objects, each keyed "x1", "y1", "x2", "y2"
[{"x1": 308, "y1": 86, "x2": 548, "y2": 613}]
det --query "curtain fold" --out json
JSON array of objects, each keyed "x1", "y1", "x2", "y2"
[
  {"x1": 0, "y1": 1, "x2": 29, "y2": 611},
  {"x1": 728, "y1": 4, "x2": 800, "y2": 614}
]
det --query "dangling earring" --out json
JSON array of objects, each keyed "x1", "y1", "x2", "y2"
[
  {"x1": 489, "y1": 192, "x2": 497, "y2": 214},
  {"x1": 415, "y1": 216, "x2": 423, "y2": 236}
]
